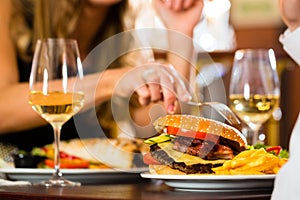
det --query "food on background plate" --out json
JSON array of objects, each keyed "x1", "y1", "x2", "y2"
[
  {"x1": 0, "y1": 158, "x2": 14, "y2": 168},
  {"x1": 212, "y1": 148, "x2": 288, "y2": 175},
  {"x1": 143, "y1": 114, "x2": 247, "y2": 175},
  {"x1": 30, "y1": 137, "x2": 149, "y2": 169},
  {"x1": 12, "y1": 151, "x2": 46, "y2": 168}
]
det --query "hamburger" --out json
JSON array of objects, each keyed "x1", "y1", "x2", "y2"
[{"x1": 143, "y1": 115, "x2": 247, "y2": 175}]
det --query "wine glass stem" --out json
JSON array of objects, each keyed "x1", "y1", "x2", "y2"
[
  {"x1": 250, "y1": 124, "x2": 262, "y2": 145},
  {"x1": 52, "y1": 123, "x2": 63, "y2": 178},
  {"x1": 252, "y1": 130, "x2": 259, "y2": 145}
]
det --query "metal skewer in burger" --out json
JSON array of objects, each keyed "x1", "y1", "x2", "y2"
[{"x1": 143, "y1": 115, "x2": 247, "y2": 174}]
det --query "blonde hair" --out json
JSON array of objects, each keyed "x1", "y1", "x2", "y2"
[{"x1": 33, "y1": 0, "x2": 82, "y2": 40}]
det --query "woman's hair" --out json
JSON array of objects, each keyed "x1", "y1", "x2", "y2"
[{"x1": 10, "y1": 0, "x2": 129, "y2": 62}]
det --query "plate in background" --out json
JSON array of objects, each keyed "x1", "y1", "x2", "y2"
[{"x1": 0, "y1": 168, "x2": 148, "y2": 185}]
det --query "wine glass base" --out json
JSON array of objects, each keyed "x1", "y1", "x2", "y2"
[{"x1": 38, "y1": 178, "x2": 81, "y2": 187}]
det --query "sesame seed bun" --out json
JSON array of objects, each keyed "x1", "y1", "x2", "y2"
[{"x1": 153, "y1": 115, "x2": 247, "y2": 150}]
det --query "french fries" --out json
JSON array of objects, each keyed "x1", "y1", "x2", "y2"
[{"x1": 212, "y1": 148, "x2": 288, "y2": 175}]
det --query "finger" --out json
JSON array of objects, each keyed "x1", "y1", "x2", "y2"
[
  {"x1": 183, "y1": 0, "x2": 194, "y2": 9},
  {"x1": 159, "y1": 70, "x2": 177, "y2": 113},
  {"x1": 171, "y1": 0, "x2": 184, "y2": 11},
  {"x1": 148, "y1": 83, "x2": 163, "y2": 102},
  {"x1": 142, "y1": 68, "x2": 163, "y2": 102},
  {"x1": 135, "y1": 85, "x2": 151, "y2": 106},
  {"x1": 161, "y1": 86, "x2": 177, "y2": 114},
  {"x1": 160, "y1": 0, "x2": 172, "y2": 8}
]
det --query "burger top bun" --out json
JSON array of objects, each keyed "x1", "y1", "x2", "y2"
[{"x1": 153, "y1": 115, "x2": 247, "y2": 150}]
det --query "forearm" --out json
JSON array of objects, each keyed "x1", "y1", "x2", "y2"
[
  {"x1": 152, "y1": 0, "x2": 201, "y2": 80},
  {"x1": 0, "y1": 83, "x2": 47, "y2": 134},
  {"x1": 166, "y1": 31, "x2": 195, "y2": 80},
  {"x1": 0, "y1": 68, "x2": 130, "y2": 134},
  {"x1": 83, "y1": 67, "x2": 131, "y2": 108}
]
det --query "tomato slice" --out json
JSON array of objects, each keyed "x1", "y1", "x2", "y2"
[
  {"x1": 59, "y1": 151, "x2": 81, "y2": 160},
  {"x1": 143, "y1": 152, "x2": 161, "y2": 165},
  {"x1": 266, "y1": 146, "x2": 282, "y2": 156},
  {"x1": 45, "y1": 158, "x2": 89, "y2": 169},
  {"x1": 167, "y1": 126, "x2": 219, "y2": 143}
]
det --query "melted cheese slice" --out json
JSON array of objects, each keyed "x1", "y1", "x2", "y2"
[{"x1": 158, "y1": 142, "x2": 227, "y2": 165}]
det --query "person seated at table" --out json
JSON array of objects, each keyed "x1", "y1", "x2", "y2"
[
  {"x1": 272, "y1": 0, "x2": 300, "y2": 199},
  {"x1": 0, "y1": 0, "x2": 203, "y2": 152}
]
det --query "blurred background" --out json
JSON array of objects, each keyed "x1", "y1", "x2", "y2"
[
  {"x1": 193, "y1": 0, "x2": 300, "y2": 149},
  {"x1": 132, "y1": 0, "x2": 299, "y2": 149}
]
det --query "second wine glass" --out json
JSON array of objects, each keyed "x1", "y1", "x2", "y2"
[
  {"x1": 29, "y1": 38, "x2": 84, "y2": 186},
  {"x1": 229, "y1": 49, "x2": 280, "y2": 145}
]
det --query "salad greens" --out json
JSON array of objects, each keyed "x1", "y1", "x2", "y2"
[{"x1": 247, "y1": 143, "x2": 289, "y2": 158}]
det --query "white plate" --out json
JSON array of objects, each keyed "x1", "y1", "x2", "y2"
[
  {"x1": 141, "y1": 173, "x2": 276, "y2": 192},
  {"x1": 0, "y1": 168, "x2": 148, "y2": 185}
]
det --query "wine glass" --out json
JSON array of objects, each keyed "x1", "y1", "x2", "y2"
[
  {"x1": 229, "y1": 49, "x2": 280, "y2": 145},
  {"x1": 29, "y1": 38, "x2": 84, "y2": 186}
]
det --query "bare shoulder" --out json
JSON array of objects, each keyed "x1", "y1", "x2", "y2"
[
  {"x1": 0, "y1": 0, "x2": 12, "y2": 20},
  {"x1": 0, "y1": 0, "x2": 13, "y2": 38},
  {"x1": 0, "y1": 0, "x2": 19, "y2": 86}
]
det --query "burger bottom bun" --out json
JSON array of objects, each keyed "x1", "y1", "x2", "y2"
[{"x1": 149, "y1": 165, "x2": 187, "y2": 175}]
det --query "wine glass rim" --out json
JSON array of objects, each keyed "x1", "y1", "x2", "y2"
[
  {"x1": 36, "y1": 38, "x2": 78, "y2": 44},
  {"x1": 235, "y1": 48, "x2": 274, "y2": 53},
  {"x1": 234, "y1": 48, "x2": 276, "y2": 60}
]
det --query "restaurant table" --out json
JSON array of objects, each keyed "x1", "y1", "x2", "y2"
[{"x1": 0, "y1": 179, "x2": 272, "y2": 200}]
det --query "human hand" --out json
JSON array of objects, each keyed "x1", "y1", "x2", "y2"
[
  {"x1": 279, "y1": 0, "x2": 300, "y2": 31},
  {"x1": 153, "y1": 0, "x2": 204, "y2": 35},
  {"x1": 113, "y1": 63, "x2": 192, "y2": 114}
]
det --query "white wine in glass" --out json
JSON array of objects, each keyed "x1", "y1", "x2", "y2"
[
  {"x1": 29, "y1": 38, "x2": 84, "y2": 186},
  {"x1": 229, "y1": 49, "x2": 280, "y2": 145}
]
